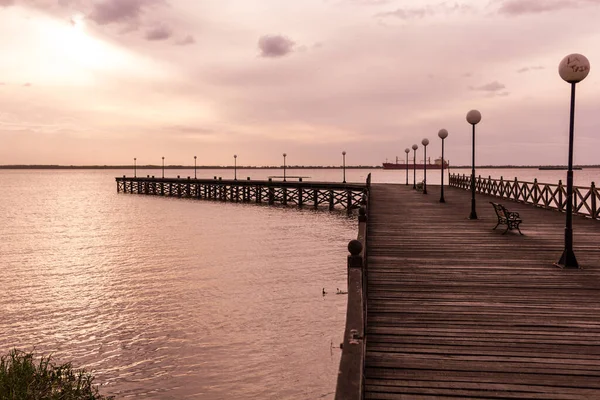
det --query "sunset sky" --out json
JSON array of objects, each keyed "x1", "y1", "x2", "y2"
[{"x1": 1, "y1": 0, "x2": 599, "y2": 166}]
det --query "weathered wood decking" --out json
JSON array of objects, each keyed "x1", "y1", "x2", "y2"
[{"x1": 365, "y1": 184, "x2": 600, "y2": 399}]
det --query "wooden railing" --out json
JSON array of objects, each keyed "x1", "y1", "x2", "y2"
[
  {"x1": 449, "y1": 173, "x2": 600, "y2": 219},
  {"x1": 335, "y1": 173, "x2": 370, "y2": 400},
  {"x1": 116, "y1": 175, "x2": 368, "y2": 215}
]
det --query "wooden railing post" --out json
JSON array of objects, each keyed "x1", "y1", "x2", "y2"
[
  {"x1": 558, "y1": 180, "x2": 564, "y2": 211},
  {"x1": 268, "y1": 182, "x2": 274, "y2": 205},
  {"x1": 591, "y1": 182, "x2": 598, "y2": 219},
  {"x1": 346, "y1": 190, "x2": 352, "y2": 215},
  {"x1": 298, "y1": 185, "x2": 303, "y2": 208},
  {"x1": 329, "y1": 190, "x2": 335, "y2": 211}
]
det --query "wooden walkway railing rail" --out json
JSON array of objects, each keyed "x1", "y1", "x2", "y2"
[
  {"x1": 335, "y1": 173, "x2": 371, "y2": 400},
  {"x1": 449, "y1": 173, "x2": 600, "y2": 219}
]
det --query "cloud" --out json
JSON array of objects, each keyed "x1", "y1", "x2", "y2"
[
  {"x1": 341, "y1": 0, "x2": 392, "y2": 5},
  {"x1": 145, "y1": 24, "x2": 172, "y2": 41},
  {"x1": 0, "y1": 0, "x2": 15, "y2": 7},
  {"x1": 376, "y1": 2, "x2": 475, "y2": 20},
  {"x1": 517, "y1": 65, "x2": 545, "y2": 73},
  {"x1": 497, "y1": 0, "x2": 600, "y2": 15},
  {"x1": 258, "y1": 35, "x2": 295, "y2": 58},
  {"x1": 89, "y1": 0, "x2": 162, "y2": 25},
  {"x1": 23, "y1": 83, "x2": 32, "y2": 87},
  {"x1": 176, "y1": 34, "x2": 196, "y2": 46},
  {"x1": 471, "y1": 81, "x2": 506, "y2": 91}
]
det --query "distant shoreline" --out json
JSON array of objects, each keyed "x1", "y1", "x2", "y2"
[{"x1": 0, "y1": 165, "x2": 598, "y2": 170}]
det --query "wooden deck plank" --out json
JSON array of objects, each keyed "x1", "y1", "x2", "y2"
[{"x1": 364, "y1": 184, "x2": 600, "y2": 399}]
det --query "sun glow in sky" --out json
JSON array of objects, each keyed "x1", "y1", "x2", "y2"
[{"x1": 1, "y1": 0, "x2": 600, "y2": 166}]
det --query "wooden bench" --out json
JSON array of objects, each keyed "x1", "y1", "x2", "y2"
[{"x1": 490, "y1": 202, "x2": 523, "y2": 235}]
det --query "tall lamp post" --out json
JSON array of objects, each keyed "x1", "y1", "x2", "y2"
[
  {"x1": 283, "y1": 153, "x2": 287, "y2": 182},
  {"x1": 194, "y1": 155, "x2": 197, "y2": 179},
  {"x1": 438, "y1": 129, "x2": 448, "y2": 203},
  {"x1": 467, "y1": 110, "x2": 482, "y2": 219},
  {"x1": 134, "y1": 157, "x2": 137, "y2": 178},
  {"x1": 556, "y1": 53, "x2": 590, "y2": 269},
  {"x1": 411, "y1": 144, "x2": 418, "y2": 189},
  {"x1": 404, "y1": 148, "x2": 410, "y2": 185},
  {"x1": 342, "y1": 151, "x2": 347, "y2": 183},
  {"x1": 421, "y1": 138, "x2": 429, "y2": 194},
  {"x1": 234, "y1": 154, "x2": 238, "y2": 180},
  {"x1": 162, "y1": 156, "x2": 165, "y2": 179}
]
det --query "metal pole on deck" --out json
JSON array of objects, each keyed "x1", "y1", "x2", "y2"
[
  {"x1": 421, "y1": 138, "x2": 429, "y2": 194},
  {"x1": 556, "y1": 53, "x2": 589, "y2": 269},
  {"x1": 438, "y1": 129, "x2": 448, "y2": 203},
  {"x1": 466, "y1": 110, "x2": 481, "y2": 220},
  {"x1": 404, "y1": 148, "x2": 409, "y2": 185},
  {"x1": 411, "y1": 144, "x2": 418, "y2": 189}
]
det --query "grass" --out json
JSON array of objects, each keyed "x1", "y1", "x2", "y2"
[{"x1": 0, "y1": 349, "x2": 114, "y2": 400}]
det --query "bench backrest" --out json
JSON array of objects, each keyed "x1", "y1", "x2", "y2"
[{"x1": 490, "y1": 202, "x2": 509, "y2": 219}]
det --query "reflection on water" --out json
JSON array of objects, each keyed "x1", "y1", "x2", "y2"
[{"x1": 0, "y1": 170, "x2": 355, "y2": 399}]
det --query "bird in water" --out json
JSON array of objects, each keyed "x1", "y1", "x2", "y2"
[
  {"x1": 322, "y1": 288, "x2": 327, "y2": 296},
  {"x1": 336, "y1": 288, "x2": 348, "y2": 295}
]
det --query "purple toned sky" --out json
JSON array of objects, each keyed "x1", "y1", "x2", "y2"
[{"x1": 1, "y1": 0, "x2": 599, "y2": 166}]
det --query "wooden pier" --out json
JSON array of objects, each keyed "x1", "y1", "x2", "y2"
[
  {"x1": 337, "y1": 183, "x2": 600, "y2": 399},
  {"x1": 115, "y1": 175, "x2": 368, "y2": 214}
]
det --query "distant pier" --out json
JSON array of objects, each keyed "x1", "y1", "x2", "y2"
[{"x1": 115, "y1": 175, "x2": 369, "y2": 215}]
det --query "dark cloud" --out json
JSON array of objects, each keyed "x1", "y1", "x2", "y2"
[
  {"x1": 0, "y1": 0, "x2": 15, "y2": 7},
  {"x1": 89, "y1": 0, "x2": 162, "y2": 25},
  {"x1": 376, "y1": 2, "x2": 474, "y2": 20},
  {"x1": 145, "y1": 24, "x2": 172, "y2": 41},
  {"x1": 471, "y1": 81, "x2": 506, "y2": 91},
  {"x1": 176, "y1": 35, "x2": 196, "y2": 46},
  {"x1": 497, "y1": 0, "x2": 600, "y2": 15},
  {"x1": 258, "y1": 35, "x2": 295, "y2": 58}
]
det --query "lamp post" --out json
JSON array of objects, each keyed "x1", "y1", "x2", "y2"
[
  {"x1": 194, "y1": 156, "x2": 197, "y2": 179},
  {"x1": 438, "y1": 129, "x2": 448, "y2": 203},
  {"x1": 234, "y1": 154, "x2": 238, "y2": 180},
  {"x1": 342, "y1": 151, "x2": 347, "y2": 183},
  {"x1": 404, "y1": 148, "x2": 410, "y2": 185},
  {"x1": 556, "y1": 53, "x2": 590, "y2": 269},
  {"x1": 467, "y1": 110, "x2": 482, "y2": 219},
  {"x1": 162, "y1": 156, "x2": 165, "y2": 178},
  {"x1": 421, "y1": 138, "x2": 429, "y2": 194},
  {"x1": 283, "y1": 153, "x2": 287, "y2": 182},
  {"x1": 411, "y1": 144, "x2": 418, "y2": 189},
  {"x1": 134, "y1": 157, "x2": 137, "y2": 178}
]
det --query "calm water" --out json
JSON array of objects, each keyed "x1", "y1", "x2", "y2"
[{"x1": 1, "y1": 167, "x2": 598, "y2": 399}]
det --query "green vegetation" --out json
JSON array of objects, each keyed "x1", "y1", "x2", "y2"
[{"x1": 0, "y1": 349, "x2": 113, "y2": 400}]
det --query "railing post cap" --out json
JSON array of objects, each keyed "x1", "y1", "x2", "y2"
[{"x1": 348, "y1": 239, "x2": 363, "y2": 256}]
